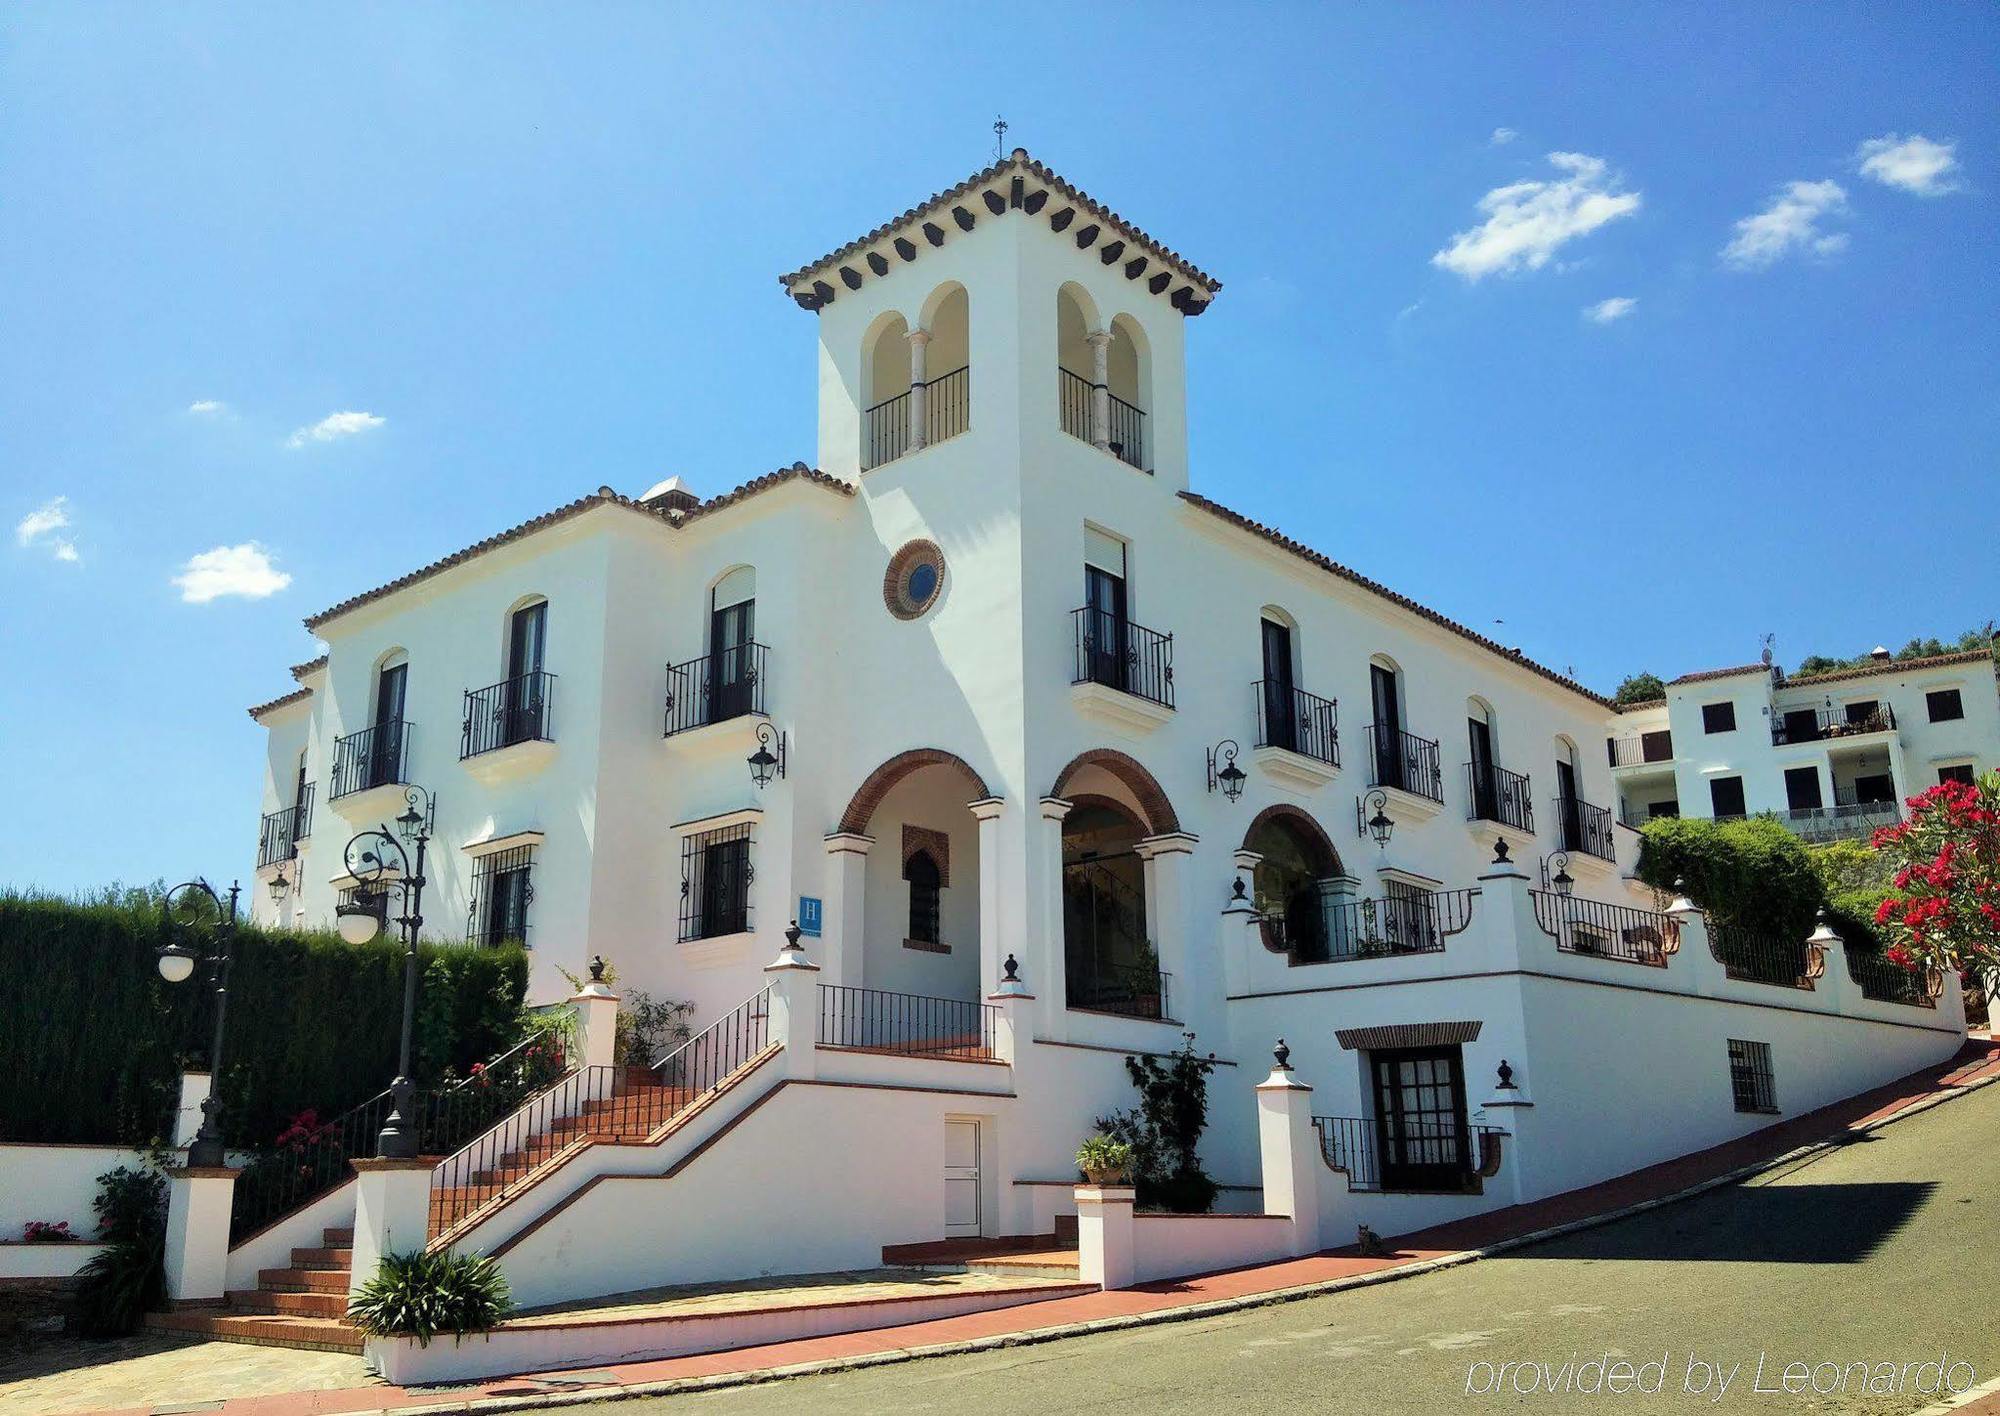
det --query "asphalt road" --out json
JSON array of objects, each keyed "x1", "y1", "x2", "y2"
[{"x1": 639, "y1": 1080, "x2": 1999, "y2": 1416}]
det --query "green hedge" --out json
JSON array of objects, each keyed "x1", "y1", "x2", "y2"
[
  {"x1": 1633, "y1": 816, "x2": 1884, "y2": 949},
  {"x1": 0, "y1": 893, "x2": 527, "y2": 1148}
]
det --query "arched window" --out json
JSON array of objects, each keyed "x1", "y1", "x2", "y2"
[
  {"x1": 918, "y1": 283, "x2": 970, "y2": 447},
  {"x1": 1056, "y1": 283, "x2": 1098, "y2": 443},
  {"x1": 905, "y1": 849, "x2": 942, "y2": 946},
  {"x1": 862, "y1": 312, "x2": 912, "y2": 469},
  {"x1": 1106, "y1": 314, "x2": 1149, "y2": 470}
]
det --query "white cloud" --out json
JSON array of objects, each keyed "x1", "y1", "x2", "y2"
[
  {"x1": 172, "y1": 543, "x2": 292, "y2": 603},
  {"x1": 188, "y1": 399, "x2": 227, "y2": 416},
  {"x1": 1583, "y1": 296, "x2": 1637, "y2": 324},
  {"x1": 15, "y1": 496, "x2": 70, "y2": 547},
  {"x1": 1721, "y1": 180, "x2": 1850, "y2": 269},
  {"x1": 52, "y1": 540, "x2": 79, "y2": 563},
  {"x1": 1490, "y1": 127, "x2": 1518, "y2": 146},
  {"x1": 287, "y1": 410, "x2": 384, "y2": 448},
  {"x1": 1855, "y1": 133, "x2": 1961, "y2": 196},
  {"x1": 1431, "y1": 152, "x2": 1642, "y2": 281}
]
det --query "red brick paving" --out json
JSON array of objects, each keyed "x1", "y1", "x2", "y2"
[{"x1": 97, "y1": 1038, "x2": 2000, "y2": 1416}]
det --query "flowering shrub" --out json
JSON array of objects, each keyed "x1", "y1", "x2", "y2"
[
  {"x1": 1870, "y1": 774, "x2": 2000, "y2": 978},
  {"x1": 24, "y1": 1220, "x2": 76, "y2": 1242}
]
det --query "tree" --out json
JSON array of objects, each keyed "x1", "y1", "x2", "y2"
[
  {"x1": 1869, "y1": 773, "x2": 2000, "y2": 979},
  {"x1": 1612, "y1": 672, "x2": 1665, "y2": 706}
]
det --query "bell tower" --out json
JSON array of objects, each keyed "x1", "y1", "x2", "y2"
[{"x1": 777, "y1": 149, "x2": 1221, "y2": 494}]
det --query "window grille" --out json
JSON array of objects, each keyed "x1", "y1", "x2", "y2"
[
  {"x1": 336, "y1": 883, "x2": 391, "y2": 930},
  {"x1": 1727, "y1": 1038, "x2": 1777, "y2": 1113},
  {"x1": 680, "y1": 823, "x2": 752, "y2": 942},
  {"x1": 468, "y1": 845, "x2": 535, "y2": 948},
  {"x1": 906, "y1": 850, "x2": 943, "y2": 945}
]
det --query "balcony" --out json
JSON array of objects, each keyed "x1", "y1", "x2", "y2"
[
  {"x1": 1555, "y1": 794, "x2": 1615, "y2": 862},
  {"x1": 460, "y1": 671, "x2": 557, "y2": 783},
  {"x1": 1366, "y1": 724, "x2": 1446, "y2": 808},
  {"x1": 1466, "y1": 762, "x2": 1534, "y2": 836},
  {"x1": 663, "y1": 642, "x2": 769, "y2": 752},
  {"x1": 256, "y1": 786, "x2": 314, "y2": 868},
  {"x1": 1608, "y1": 729, "x2": 1674, "y2": 769},
  {"x1": 1253, "y1": 682, "x2": 1339, "y2": 788},
  {"x1": 1783, "y1": 797, "x2": 1901, "y2": 843},
  {"x1": 329, "y1": 720, "x2": 411, "y2": 820},
  {"x1": 1279, "y1": 888, "x2": 1475, "y2": 964},
  {"x1": 863, "y1": 366, "x2": 970, "y2": 471},
  {"x1": 1071, "y1": 607, "x2": 1174, "y2": 729},
  {"x1": 1058, "y1": 368, "x2": 1148, "y2": 472},
  {"x1": 1771, "y1": 703, "x2": 1897, "y2": 747}
]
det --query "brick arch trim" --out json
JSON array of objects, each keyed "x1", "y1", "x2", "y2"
[
  {"x1": 837, "y1": 748, "x2": 993, "y2": 835},
  {"x1": 1048, "y1": 748, "x2": 1181, "y2": 835},
  {"x1": 1242, "y1": 803, "x2": 1342, "y2": 876}
]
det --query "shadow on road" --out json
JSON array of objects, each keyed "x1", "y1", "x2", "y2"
[{"x1": 1496, "y1": 1180, "x2": 1939, "y2": 1265}]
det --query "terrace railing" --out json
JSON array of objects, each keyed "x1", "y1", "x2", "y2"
[
  {"x1": 1065, "y1": 964, "x2": 1172, "y2": 1021},
  {"x1": 1311, "y1": 1114, "x2": 1503, "y2": 1194},
  {"x1": 1530, "y1": 890, "x2": 1678, "y2": 967},
  {"x1": 1843, "y1": 943, "x2": 1939, "y2": 1008},
  {"x1": 1283, "y1": 889, "x2": 1477, "y2": 964},
  {"x1": 1709, "y1": 924, "x2": 1818, "y2": 989},
  {"x1": 816, "y1": 984, "x2": 999, "y2": 1060}
]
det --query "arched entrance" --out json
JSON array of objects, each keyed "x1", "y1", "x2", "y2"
[
  {"x1": 1244, "y1": 806, "x2": 1342, "y2": 961},
  {"x1": 1061, "y1": 799, "x2": 1165, "y2": 1019}
]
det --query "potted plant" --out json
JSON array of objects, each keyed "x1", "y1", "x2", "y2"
[{"x1": 1075, "y1": 1133, "x2": 1134, "y2": 1186}]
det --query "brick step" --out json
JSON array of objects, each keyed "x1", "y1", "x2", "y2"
[
  {"x1": 256, "y1": 1267, "x2": 351, "y2": 1293},
  {"x1": 882, "y1": 1233, "x2": 1064, "y2": 1265},
  {"x1": 228, "y1": 1288, "x2": 348, "y2": 1319},
  {"x1": 147, "y1": 1309, "x2": 362, "y2": 1354},
  {"x1": 288, "y1": 1245, "x2": 353, "y2": 1271},
  {"x1": 322, "y1": 1226, "x2": 354, "y2": 1246}
]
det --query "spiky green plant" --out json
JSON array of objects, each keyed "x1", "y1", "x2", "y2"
[{"x1": 347, "y1": 1249, "x2": 514, "y2": 1346}]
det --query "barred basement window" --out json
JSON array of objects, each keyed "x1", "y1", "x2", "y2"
[
  {"x1": 1727, "y1": 1038, "x2": 1777, "y2": 1114},
  {"x1": 468, "y1": 845, "x2": 535, "y2": 948},
  {"x1": 680, "y1": 822, "x2": 752, "y2": 942}
]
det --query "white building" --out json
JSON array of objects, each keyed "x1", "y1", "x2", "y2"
[
  {"x1": 229, "y1": 151, "x2": 1969, "y2": 1315},
  {"x1": 1608, "y1": 649, "x2": 1999, "y2": 842}
]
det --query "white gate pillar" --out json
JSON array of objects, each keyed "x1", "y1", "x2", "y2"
[
  {"x1": 821, "y1": 832, "x2": 873, "y2": 989},
  {"x1": 1035, "y1": 797, "x2": 1075, "y2": 1040},
  {"x1": 970, "y1": 797, "x2": 1008, "y2": 998}
]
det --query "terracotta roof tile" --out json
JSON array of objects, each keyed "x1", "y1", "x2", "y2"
[
  {"x1": 247, "y1": 685, "x2": 313, "y2": 721},
  {"x1": 778, "y1": 149, "x2": 1220, "y2": 310},
  {"x1": 1612, "y1": 697, "x2": 1667, "y2": 713},
  {"x1": 1667, "y1": 663, "x2": 1771, "y2": 686},
  {"x1": 1176, "y1": 491, "x2": 1612, "y2": 709},
  {"x1": 1786, "y1": 648, "x2": 1995, "y2": 687},
  {"x1": 289, "y1": 654, "x2": 328, "y2": 682},
  {"x1": 303, "y1": 466, "x2": 852, "y2": 633}
]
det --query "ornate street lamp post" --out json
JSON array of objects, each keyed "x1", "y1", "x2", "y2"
[
  {"x1": 155, "y1": 879, "x2": 243, "y2": 1168},
  {"x1": 332, "y1": 786, "x2": 436, "y2": 1159}
]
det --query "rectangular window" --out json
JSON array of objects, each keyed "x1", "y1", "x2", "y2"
[
  {"x1": 1647, "y1": 800, "x2": 1680, "y2": 819},
  {"x1": 1727, "y1": 1039, "x2": 1777, "y2": 1114},
  {"x1": 1927, "y1": 689, "x2": 1965, "y2": 723},
  {"x1": 1938, "y1": 764, "x2": 1976, "y2": 786},
  {"x1": 1709, "y1": 776, "x2": 1746, "y2": 819},
  {"x1": 1844, "y1": 699, "x2": 1878, "y2": 725},
  {"x1": 468, "y1": 845, "x2": 534, "y2": 948},
  {"x1": 336, "y1": 883, "x2": 391, "y2": 931},
  {"x1": 1783, "y1": 766, "x2": 1823, "y2": 811},
  {"x1": 1701, "y1": 702, "x2": 1736, "y2": 734},
  {"x1": 680, "y1": 823, "x2": 752, "y2": 942},
  {"x1": 1370, "y1": 1046, "x2": 1472, "y2": 1192}
]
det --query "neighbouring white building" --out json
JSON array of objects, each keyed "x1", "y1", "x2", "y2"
[
  {"x1": 1607, "y1": 649, "x2": 2000, "y2": 842},
  {"x1": 216, "y1": 151, "x2": 1973, "y2": 1339}
]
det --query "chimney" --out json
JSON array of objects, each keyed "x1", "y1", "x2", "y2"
[
  {"x1": 641, "y1": 475, "x2": 700, "y2": 515},
  {"x1": 1870, "y1": 645, "x2": 1891, "y2": 662}
]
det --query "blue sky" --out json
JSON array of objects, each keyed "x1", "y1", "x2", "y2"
[{"x1": 3, "y1": 4, "x2": 1994, "y2": 892}]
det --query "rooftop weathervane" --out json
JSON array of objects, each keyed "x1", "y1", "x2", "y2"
[{"x1": 993, "y1": 115, "x2": 1008, "y2": 160}]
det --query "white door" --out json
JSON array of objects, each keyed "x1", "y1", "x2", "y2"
[{"x1": 944, "y1": 1121, "x2": 981, "y2": 1237}]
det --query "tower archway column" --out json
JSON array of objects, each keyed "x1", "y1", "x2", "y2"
[
  {"x1": 1086, "y1": 328, "x2": 1113, "y2": 450},
  {"x1": 907, "y1": 327, "x2": 932, "y2": 451},
  {"x1": 1035, "y1": 796, "x2": 1075, "y2": 1040},
  {"x1": 821, "y1": 832, "x2": 874, "y2": 989},
  {"x1": 1134, "y1": 831, "x2": 1198, "y2": 1023},
  {"x1": 970, "y1": 798, "x2": 1007, "y2": 998}
]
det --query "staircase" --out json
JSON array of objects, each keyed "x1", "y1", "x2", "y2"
[
  {"x1": 881, "y1": 1226, "x2": 1083, "y2": 1282},
  {"x1": 147, "y1": 1225, "x2": 362, "y2": 1353}
]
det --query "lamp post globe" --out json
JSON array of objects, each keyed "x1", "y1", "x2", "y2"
[
  {"x1": 336, "y1": 903, "x2": 384, "y2": 946},
  {"x1": 157, "y1": 943, "x2": 196, "y2": 985}
]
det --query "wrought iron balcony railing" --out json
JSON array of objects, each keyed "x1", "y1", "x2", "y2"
[
  {"x1": 1530, "y1": 890, "x2": 1678, "y2": 967},
  {"x1": 1555, "y1": 795, "x2": 1615, "y2": 861},
  {"x1": 663, "y1": 642, "x2": 768, "y2": 737},
  {"x1": 1770, "y1": 703, "x2": 1897, "y2": 746},
  {"x1": 1065, "y1": 963, "x2": 1172, "y2": 1021},
  {"x1": 863, "y1": 366, "x2": 971, "y2": 470},
  {"x1": 329, "y1": 720, "x2": 410, "y2": 800},
  {"x1": 1366, "y1": 724, "x2": 1444, "y2": 803},
  {"x1": 1608, "y1": 730, "x2": 1674, "y2": 767},
  {"x1": 1057, "y1": 368, "x2": 1148, "y2": 470},
  {"x1": 1466, "y1": 761, "x2": 1534, "y2": 833},
  {"x1": 460, "y1": 671, "x2": 555, "y2": 759},
  {"x1": 1255, "y1": 682, "x2": 1339, "y2": 766},
  {"x1": 1072, "y1": 607, "x2": 1174, "y2": 710},
  {"x1": 1312, "y1": 1114, "x2": 1503, "y2": 1194},
  {"x1": 1107, "y1": 391, "x2": 1146, "y2": 470},
  {"x1": 256, "y1": 785, "x2": 314, "y2": 867},
  {"x1": 1782, "y1": 798, "x2": 1901, "y2": 843}
]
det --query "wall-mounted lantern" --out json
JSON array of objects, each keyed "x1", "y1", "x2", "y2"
[
  {"x1": 748, "y1": 724, "x2": 788, "y2": 788},
  {"x1": 1206, "y1": 740, "x2": 1245, "y2": 802}
]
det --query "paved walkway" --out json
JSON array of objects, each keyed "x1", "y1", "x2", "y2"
[{"x1": 19, "y1": 1038, "x2": 1995, "y2": 1416}]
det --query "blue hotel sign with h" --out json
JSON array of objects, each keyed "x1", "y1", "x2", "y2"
[{"x1": 797, "y1": 897, "x2": 823, "y2": 937}]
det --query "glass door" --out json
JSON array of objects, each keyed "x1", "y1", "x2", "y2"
[
  {"x1": 1082, "y1": 565, "x2": 1128, "y2": 693},
  {"x1": 504, "y1": 601, "x2": 548, "y2": 745},
  {"x1": 1370, "y1": 664, "x2": 1403, "y2": 789},
  {"x1": 1556, "y1": 758, "x2": 1582, "y2": 851},
  {"x1": 370, "y1": 663, "x2": 407, "y2": 789},
  {"x1": 708, "y1": 598, "x2": 755, "y2": 723},
  {"x1": 1372, "y1": 1046, "x2": 1471, "y2": 1191},
  {"x1": 1468, "y1": 716, "x2": 1497, "y2": 821},
  {"x1": 1261, "y1": 619, "x2": 1297, "y2": 752}
]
